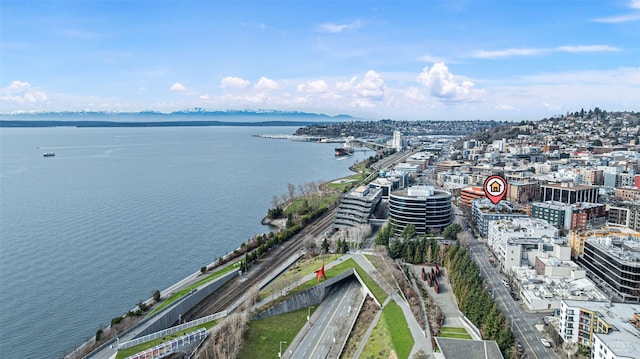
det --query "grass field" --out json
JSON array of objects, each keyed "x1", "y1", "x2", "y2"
[
  {"x1": 115, "y1": 321, "x2": 218, "y2": 359},
  {"x1": 147, "y1": 261, "x2": 240, "y2": 317},
  {"x1": 360, "y1": 301, "x2": 414, "y2": 359},
  {"x1": 237, "y1": 307, "x2": 314, "y2": 359},
  {"x1": 259, "y1": 254, "x2": 341, "y2": 300},
  {"x1": 283, "y1": 194, "x2": 339, "y2": 216},
  {"x1": 289, "y1": 258, "x2": 387, "y2": 303},
  {"x1": 439, "y1": 326, "x2": 472, "y2": 340}
]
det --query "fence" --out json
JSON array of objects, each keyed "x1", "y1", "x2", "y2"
[
  {"x1": 124, "y1": 328, "x2": 207, "y2": 359},
  {"x1": 119, "y1": 311, "x2": 227, "y2": 350}
]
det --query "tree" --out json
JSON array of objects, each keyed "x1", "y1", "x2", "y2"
[
  {"x1": 153, "y1": 289, "x2": 161, "y2": 302},
  {"x1": 592, "y1": 139, "x2": 603, "y2": 146},
  {"x1": 401, "y1": 223, "x2": 417, "y2": 241},
  {"x1": 201, "y1": 266, "x2": 208, "y2": 274},
  {"x1": 321, "y1": 237, "x2": 329, "y2": 254},
  {"x1": 442, "y1": 223, "x2": 462, "y2": 241},
  {"x1": 287, "y1": 183, "x2": 296, "y2": 201},
  {"x1": 389, "y1": 238, "x2": 404, "y2": 258}
]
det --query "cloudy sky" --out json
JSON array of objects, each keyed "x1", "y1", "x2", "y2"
[{"x1": 1, "y1": 0, "x2": 638, "y2": 120}]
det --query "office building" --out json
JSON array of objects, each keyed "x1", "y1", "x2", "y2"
[
  {"x1": 334, "y1": 186, "x2": 382, "y2": 229},
  {"x1": 388, "y1": 185, "x2": 452, "y2": 235}
]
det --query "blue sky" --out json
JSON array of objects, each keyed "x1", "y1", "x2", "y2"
[{"x1": 1, "y1": 0, "x2": 638, "y2": 120}]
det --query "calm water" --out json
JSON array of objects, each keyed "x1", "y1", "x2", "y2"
[{"x1": 0, "y1": 125, "x2": 372, "y2": 358}]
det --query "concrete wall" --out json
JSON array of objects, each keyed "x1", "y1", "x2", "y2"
[
  {"x1": 136, "y1": 270, "x2": 238, "y2": 337},
  {"x1": 254, "y1": 270, "x2": 356, "y2": 320}
]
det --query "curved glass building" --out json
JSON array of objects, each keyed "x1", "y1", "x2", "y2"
[{"x1": 389, "y1": 185, "x2": 452, "y2": 235}]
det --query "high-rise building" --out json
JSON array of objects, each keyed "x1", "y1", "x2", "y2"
[{"x1": 392, "y1": 130, "x2": 403, "y2": 151}]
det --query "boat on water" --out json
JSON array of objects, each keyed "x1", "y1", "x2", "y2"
[
  {"x1": 334, "y1": 147, "x2": 354, "y2": 156},
  {"x1": 43, "y1": 152, "x2": 55, "y2": 157}
]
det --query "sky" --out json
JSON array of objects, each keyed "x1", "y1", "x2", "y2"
[{"x1": 1, "y1": 0, "x2": 639, "y2": 121}]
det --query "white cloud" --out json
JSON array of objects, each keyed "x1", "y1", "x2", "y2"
[
  {"x1": 472, "y1": 48, "x2": 546, "y2": 59},
  {"x1": 592, "y1": 13, "x2": 640, "y2": 23},
  {"x1": 592, "y1": 1, "x2": 640, "y2": 23},
  {"x1": 336, "y1": 70, "x2": 385, "y2": 107},
  {"x1": 404, "y1": 87, "x2": 428, "y2": 101},
  {"x1": 419, "y1": 54, "x2": 447, "y2": 63},
  {"x1": 199, "y1": 94, "x2": 210, "y2": 99},
  {"x1": 221, "y1": 76, "x2": 250, "y2": 91},
  {"x1": 0, "y1": 80, "x2": 48, "y2": 104},
  {"x1": 417, "y1": 63, "x2": 480, "y2": 100},
  {"x1": 472, "y1": 45, "x2": 621, "y2": 59},
  {"x1": 556, "y1": 45, "x2": 621, "y2": 53},
  {"x1": 297, "y1": 80, "x2": 329, "y2": 94},
  {"x1": 316, "y1": 20, "x2": 361, "y2": 33},
  {"x1": 5, "y1": 80, "x2": 31, "y2": 93},
  {"x1": 169, "y1": 82, "x2": 187, "y2": 91},
  {"x1": 254, "y1": 77, "x2": 279, "y2": 91}
]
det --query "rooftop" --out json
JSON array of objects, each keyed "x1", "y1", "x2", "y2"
[
  {"x1": 585, "y1": 237, "x2": 640, "y2": 265},
  {"x1": 434, "y1": 338, "x2": 503, "y2": 359},
  {"x1": 564, "y1": 299, "x2": 640, "y2": 358},
  {"x1": 516, "y1": 269, "x2": 608, "y2": 302}
]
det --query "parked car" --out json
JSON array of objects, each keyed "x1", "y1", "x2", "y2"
[{"x1": 540, "y1": 338, "x2": 551, "y2": 347}]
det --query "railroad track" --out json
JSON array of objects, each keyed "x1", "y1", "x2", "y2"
[{"x1": 184, "y1": 207, "x2": 338, "y2": 321}]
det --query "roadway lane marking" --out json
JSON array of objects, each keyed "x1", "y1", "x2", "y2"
[
  {"x1": 513, "y1": 319, "x2": 539, "y2": 359},
  {"x1": 474, "y1": 246, "x2": 538, "y2": 359},
  {"x1": 307, "y1": 283, "x2": 357, "y2": 358}
]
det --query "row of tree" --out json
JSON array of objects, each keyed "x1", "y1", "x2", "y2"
[
  {"x1": 243, "y1": 207, "x2": 328, "y2": 269},
  {"x1": 445, "y1": 244, "x2": 516, "y2": 357}
]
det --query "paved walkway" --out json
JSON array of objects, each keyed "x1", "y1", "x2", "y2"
[{"x1": 351, "y1": 254, "x2": 432, "y2": 358}]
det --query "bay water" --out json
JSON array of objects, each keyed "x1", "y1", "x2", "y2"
[{"x1": 0, "y1": 125, "x2": 373, "y2": 358}]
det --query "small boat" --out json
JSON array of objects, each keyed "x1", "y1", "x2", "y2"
[{"x1": 43, "y1": 152, "x2": 55, "y2": 157}]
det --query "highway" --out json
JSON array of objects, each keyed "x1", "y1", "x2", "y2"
[{"x1": 285, "y1": 279, "x2": 362, "y2": 359}]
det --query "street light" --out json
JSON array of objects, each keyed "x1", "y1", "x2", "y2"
[
  {"x1": 278, "y1": 341, "x2": 287, "y2": 358},
  {"x1": 307, "y1": 306, "x2": 314, "y2": 321}
]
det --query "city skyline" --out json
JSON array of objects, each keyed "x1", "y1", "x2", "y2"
[{"x1": 1, "y1": 0, "x2": 639, "y2": 120}]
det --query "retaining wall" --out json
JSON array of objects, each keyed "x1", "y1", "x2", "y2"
[
  {"x1": 135, "y1": 270, "x2": 238, "y2": 337},
  {"x1": 253, "y1": 269, "x2": 355, "y2": 320}
]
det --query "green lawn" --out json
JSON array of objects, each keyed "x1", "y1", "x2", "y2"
[
  {"x1": 259, "y1": 254, "x2": 341, "y2": 301},
  {"x1": 237, "y1": 307, "x2": 315, "y2": 359},
  {"x1": 439, "y1": 326, "x2": 472, "y2": 340},
  {"x1": 115, "y1": 321, "x2": 217, "y2": 359},
  {"x1": 147, "y1": 262, "x2": 240, "y2": 317},
  {"x1": 289, "y1": 258, "x2": 387, "y2": 303},
  {"x1": 360, "y1": 301, "x2": 414, "y2": 359},
  {"x1": 283, "y1": 194, "x2": 339, "y2": 216}
]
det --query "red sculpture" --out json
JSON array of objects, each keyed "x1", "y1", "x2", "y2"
[{"x1": 315, "y1": 262, "x2": 327, "y2": 282}]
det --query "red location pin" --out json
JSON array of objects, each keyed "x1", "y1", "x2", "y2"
[{"x1": 483, "y1": 175, "x2": 508, "y2": 205}]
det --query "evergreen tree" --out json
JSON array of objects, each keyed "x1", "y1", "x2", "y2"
[{"x1": 321, "y1": 237, "x2": 329, "y2": 254}]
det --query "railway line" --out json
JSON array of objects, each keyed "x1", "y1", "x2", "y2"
[{"x1": 184, "y1": 206, "x2": 338, "y2": 321}]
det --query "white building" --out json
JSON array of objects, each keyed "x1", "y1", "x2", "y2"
[
  {"x1": 560, "y1": 300, "x2": 640, "y2": 358},
  {"x1": 487, "y1": 218, "x2": 558, "y2": 271},
  {"x1": 392, "y1": 130, "x2": 403, "y2": 151}
]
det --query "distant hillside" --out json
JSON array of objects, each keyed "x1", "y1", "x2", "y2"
[{"x1": 0, "y1": 109, "x2": 356, "y2": 127}]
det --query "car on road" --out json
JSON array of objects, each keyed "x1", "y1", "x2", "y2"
[
  {"x1": 540, "y1": 338, "x2": 551, "y2": 347},
  {"x1": 509, "y1": 291, "x2": 519, "y2": 301}
]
